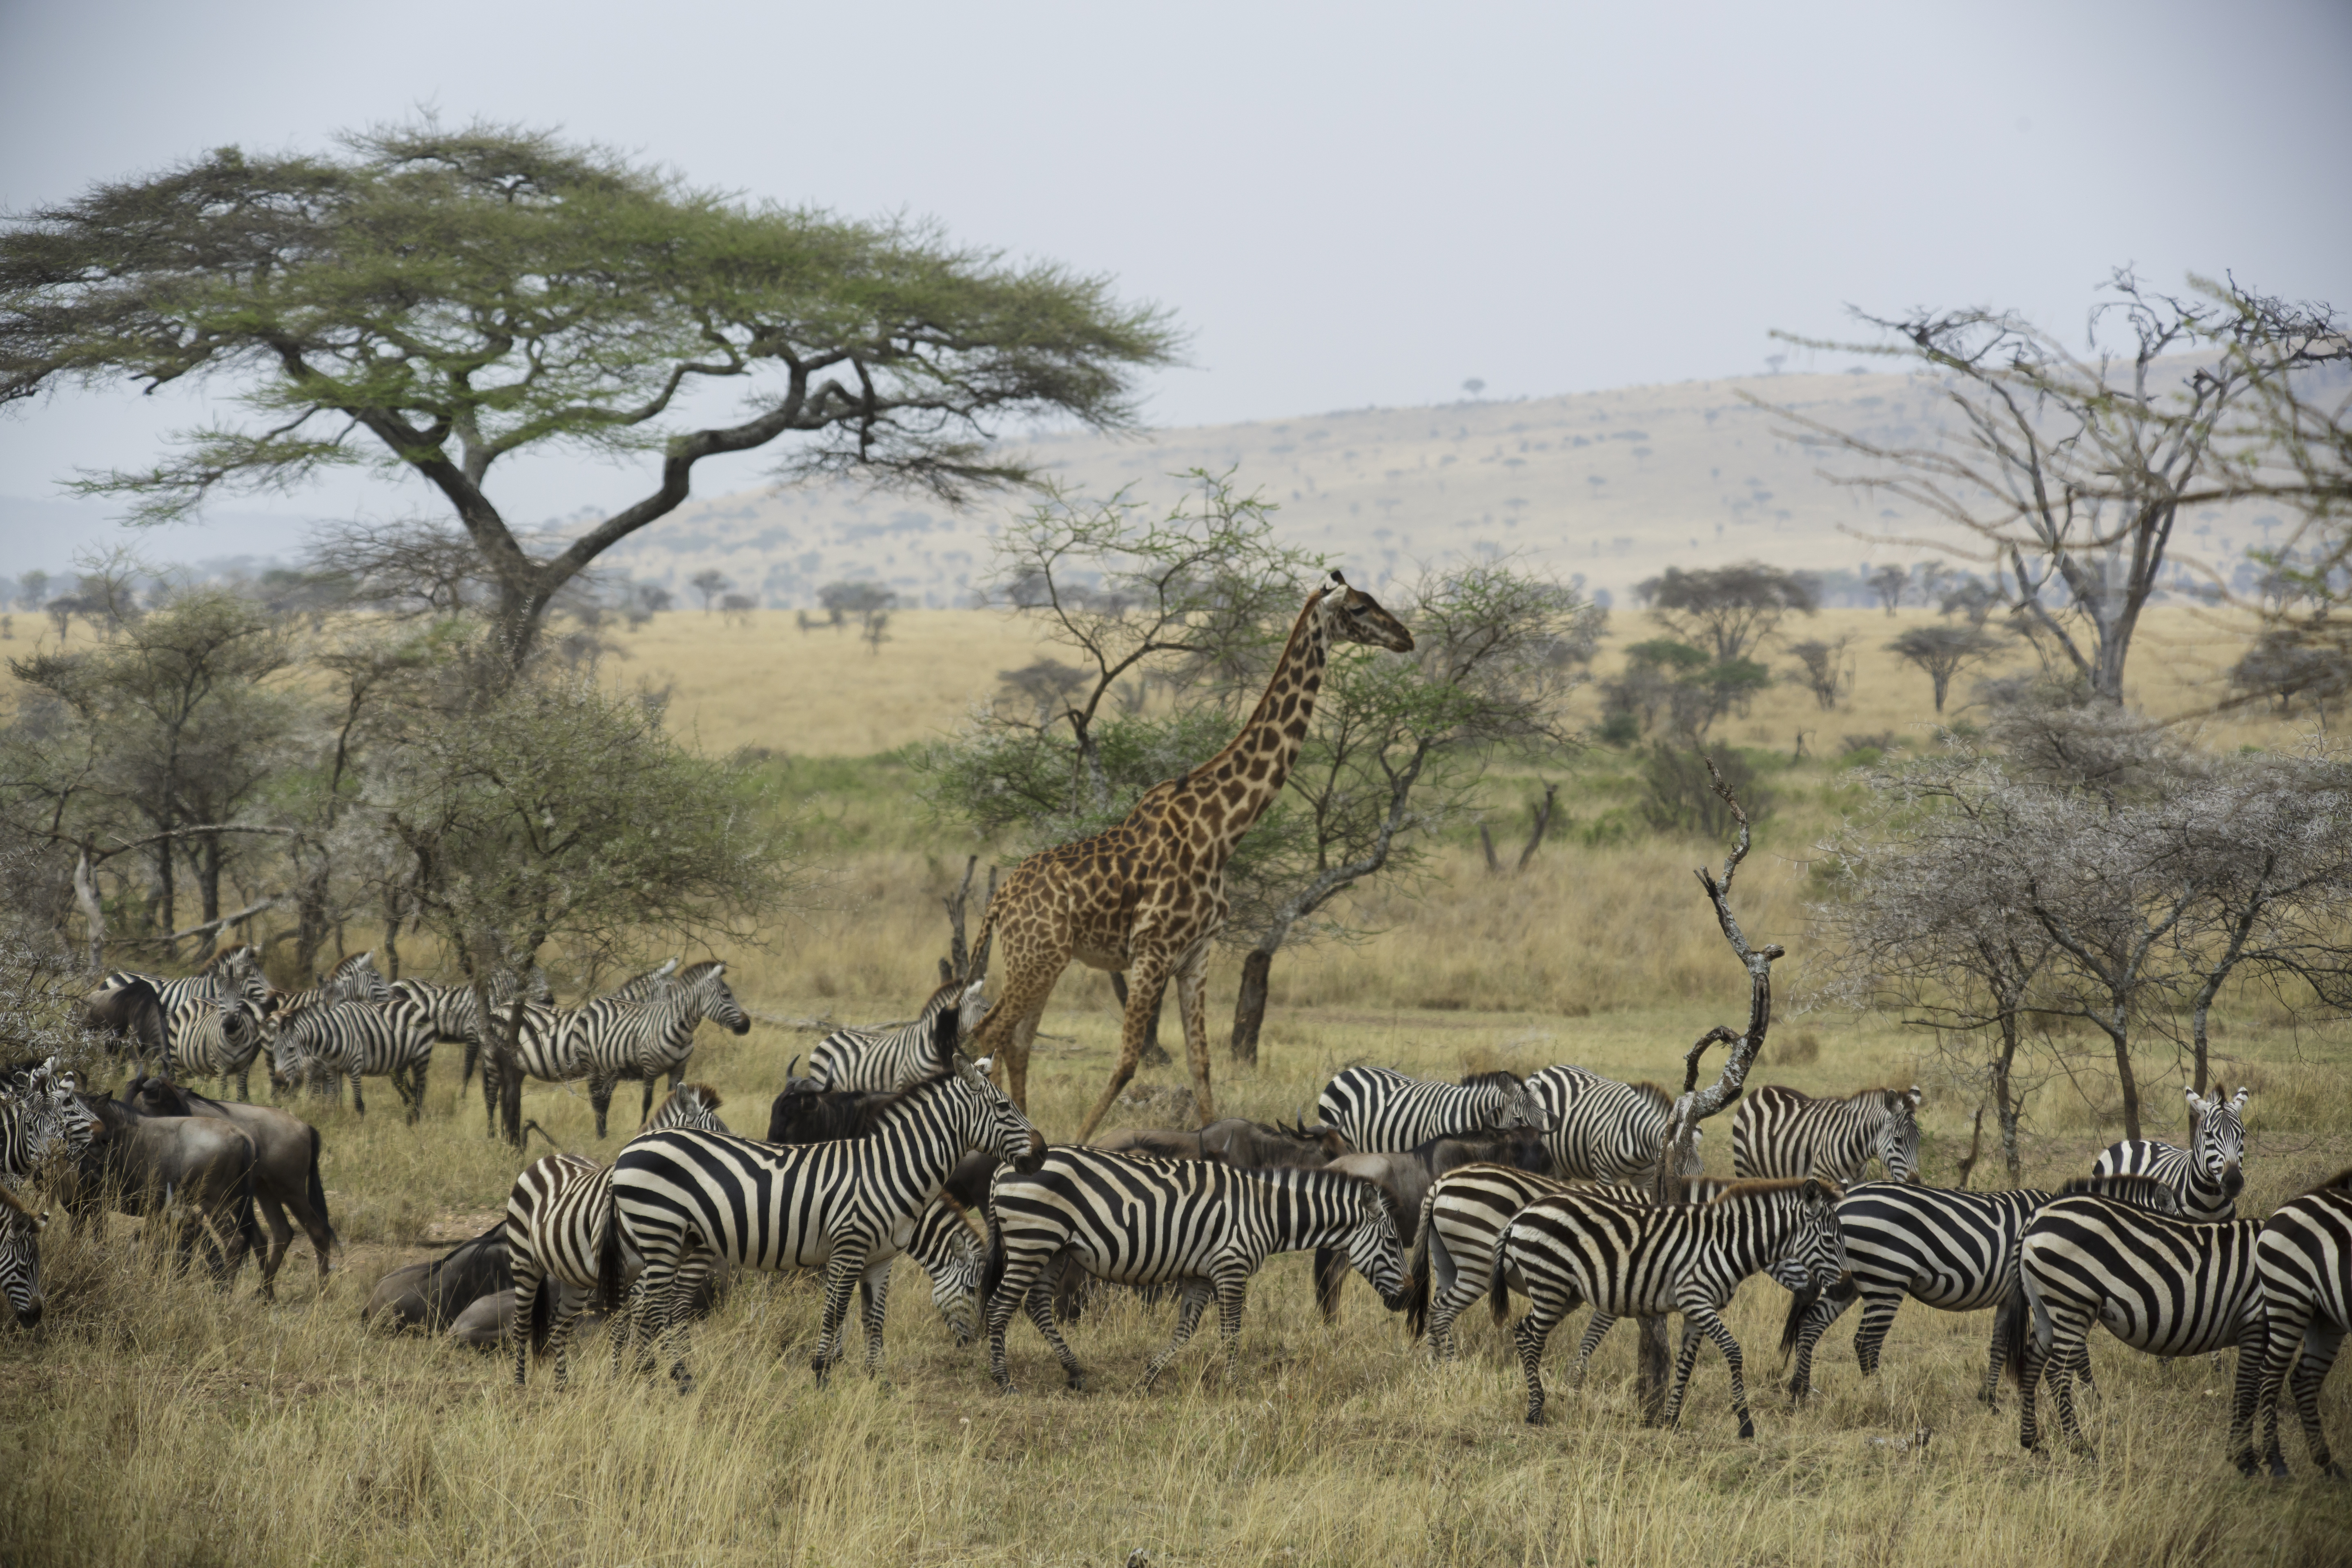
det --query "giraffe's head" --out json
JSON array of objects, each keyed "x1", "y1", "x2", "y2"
[{"x1": 1314, "y1": 570, "x2": 1414, "y2": 653}]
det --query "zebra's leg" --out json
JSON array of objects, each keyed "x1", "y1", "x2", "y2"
[
  {"x1": 1790, "y1": 1283, "x2": 1860, "y2": 1401},
  {"x1": 1568, "y1": 1311, "x2": 1616, "y2": 1390},
  {"x1": 2291, "y1": 1324, "x2": 2344, "y2": 1479},
  {"x1": 1851, "y1": 1294, "x2": 1902, "y2": 1379},
  {"x1": 1679, "y1": 1299, "x2": 1753, "y2": 1439},
  {"x1": 859, "y1": 1256, "x2": 894, "y2": 1375},
  {"x1": 1142, "y1": 1279, "x2": 1215, "y2": 1391},
  {"x1": 1510, "y1": 1283, "x2": 1571, "y2": 1425},
  {"x1": 1212, "y1": 1266, "x2": 1250, "y2": 1385},
  {"x1": 813, "y1": 1248, "x2": 867, "y2": 1384},
  {"x1": 1020, "y1": 1281, "x2": 1085, "y2": 1390}
]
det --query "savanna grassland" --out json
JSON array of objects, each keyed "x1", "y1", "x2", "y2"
[{"x1": 4, "y1": 605, "x2": 2350, "y2": 1568}]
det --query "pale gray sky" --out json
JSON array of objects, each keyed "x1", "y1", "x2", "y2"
[{"x1": 2, "y1": 0, "x2": 2348, "y2": 572}]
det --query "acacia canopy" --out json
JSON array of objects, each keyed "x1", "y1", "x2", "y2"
[{"x1": 0, "y1": 122, "x2": 1180, "y2": 659}]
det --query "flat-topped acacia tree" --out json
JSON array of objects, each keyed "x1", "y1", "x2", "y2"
[{"x1": 0, "y1": 121, "x2": 1179, "y2": 664}]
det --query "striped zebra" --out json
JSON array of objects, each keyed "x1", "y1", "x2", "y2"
[
  {"x1": 2009, "y1": 1189, "x2": 2267, "y2": 1456},
  {"x1": 568, "y1": 961, "x2": 751, "y2": 1138},
  {"x1": 506, "y1": 1082, "x2": 733, "y2": 1388},
  {"x1": 1405, "y1": 1165, "x2": 1755, "y2": 1363},
  {"x1": 1488, "y1": 1178, "x2": 1848, "y2": 1430},
  {"x1": 1524, "y1": 1066, "x2": 1698, "y2": 1184},
  {"x1": 596, "y1": 1046, "x2": 1044, "y2": 1390},
  {"x1": 0, "y1": 1181, "x2": 44, "y2": 1329},
  {"x1": 270, "y1": 1000, "x2": 439, "y2": 1121},
  {"x1": 982, "y1": 1147, "x2": 1407, "y2": 1392},
  {"x1": 1732, "y1": 1083, "x2": 1922, "y2": 1185},
  {"x1": 1315, "y1": 1065, "x2": 1547, "y2": 1153},
  {"x1": 2090, "y1": 1086, "x2": 2249, "y2": 1222},
  {"x1": 806, "y1": 976, "x2": 983, "y2": 1091},
  {"x1": 2237, "y1": 1169, "x2": 2352, "y2": 1478},
  {"x1": 164, "y1": 997, "x2": 272, "y2": 1101},
  {"x1": 1777, "y1": 1174, "x2": 2182, "y2": 1403}
]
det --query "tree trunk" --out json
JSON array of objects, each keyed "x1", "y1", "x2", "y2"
[{"x1": 1229, "y1": 947, "x2": 1275, "y2": 1065}]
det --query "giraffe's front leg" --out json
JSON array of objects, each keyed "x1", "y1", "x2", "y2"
[
  {"x1": 1173, "y1": 942, "x2": 1216, "y2": 1127},
  {"x1": 1076, "y1": 950, "x2": 1175, "y2": 1143}
]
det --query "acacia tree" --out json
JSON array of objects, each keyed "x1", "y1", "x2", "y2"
[
  {"x1": 0, "y1": 122, "x2": 1178, "y2": 666},
  {"x1": 1755, "y1": 271, "x2": 2343, "y2": 703}
]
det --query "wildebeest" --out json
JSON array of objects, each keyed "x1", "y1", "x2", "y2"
[
  {"x1": 1313, "y1": 1127, "x2": 1554, "y2": 1320},
  {"x1": 70, "y1": 1092, "x2": 262, "y2": 1285},
  {"x1": 1094, "y1": 1117, "x2": 1351, "y2": 1167},
  {"x1": 124, "y1": 1075, "x2": 334, "y2": 1296}
]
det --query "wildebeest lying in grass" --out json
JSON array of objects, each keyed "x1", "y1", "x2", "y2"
[
  {"x1": 1314, "y1": 1127, "x2": 1554, "y2": 1320},
  {"x1": 68, "y1": 1092, "x2": 262, "y2": 1286},
  {"x1": 124, "y1": 1076, "x2": 334, "y2": 1297}
]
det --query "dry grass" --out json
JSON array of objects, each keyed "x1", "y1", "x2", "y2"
[{"x1": 5, "y1": 960, "x2": 2348, "y2": 1566}]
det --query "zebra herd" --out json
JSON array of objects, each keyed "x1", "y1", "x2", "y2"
[
  {"x1": 78, "y1": 946, "x2": 750, "y2": 1135},
  {"x1": 16, "y1": 944, "x2": 2350, "y2": 1481}
]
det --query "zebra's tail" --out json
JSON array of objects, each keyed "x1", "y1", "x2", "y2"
[
  {"x1": 980, "y1": 1208, "x2": 1008, "y2": 1304},
  {"x1": 304, "y1": 1125, "x2": 338, "y2": 1252},
  {"x1": 2000, "y1": 1276, "x2": 2032, "y2": 1385},
  {"x1": 593, "y1": 1191, "x2": 628, "y2": 1315},
  {"x1": 1486, "y1": 1224, "x2": 1515, "y2": 1327}
]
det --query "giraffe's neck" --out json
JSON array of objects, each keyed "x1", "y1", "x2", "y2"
[{"x1": 1170, "y1": 591, "x2": 1332, "y2": 861}]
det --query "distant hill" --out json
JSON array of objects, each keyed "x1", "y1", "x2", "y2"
[{"x1": 594, "y1": 367, "x2": 2282, "y2": 609}]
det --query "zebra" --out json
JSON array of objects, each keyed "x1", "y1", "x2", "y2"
[
  {"x1": 982, "y1": 1147, "x2": 1407, "y2": 1392},
  {"x1": 2236, "y1": 1168, "x2": 2352, "y2": 1478},
  {"x1": 805, "y1": 976, "x2": 984, "y2": 1091},
  {"x1": 1776, "y1": 1174, "x2": 2183, "y2": 1403},
  {"x1": 269, "y1": 999, "x2": 439, "y2": 1121},
  {"x1": 0, "y1": 1181, "x2": 45, "y2": 1330},
  {"x1": 2009, "y1": 1189, "x2": 2267, "y2": 1457},
  {"x1": 1732, "y1": 1083, "x2": 1922, "y2": 1185},
  {"x1": 2090, "y1": 1086, "x2": 2249, "y2": 1223},
  {"x1": 1523, "y1": 1065, "x2": 1699, "y2": 1185},
  {"x1": 567, "y1": 960, "x2": 751, "y2": 1138},
  {"x1": 1405, "y1": 1165, "x2": 1754, "y2": 1363},
  {"x1": 596, "y1": 1045, "x2": 1044, "y2": 1391},
  {"x1": 1314, "y1": 1065, "x2": 1548, "y2": 1154},
  {"x1": 163, "y1": 996, "x2": 273, "y2": 1101},
  {"x1": 1488, "y1": 1177, "x2": 1849, "y2": 1431}
]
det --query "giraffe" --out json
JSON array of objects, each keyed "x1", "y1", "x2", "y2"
[{"x1": 964, "y1": 569, "x2": 1414, "y2": 1141}]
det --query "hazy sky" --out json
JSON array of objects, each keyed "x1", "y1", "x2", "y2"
[{"x1": 2, "y1": 0, "x2": 2348, "y2": 569}]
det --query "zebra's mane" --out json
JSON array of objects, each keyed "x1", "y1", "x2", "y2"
[
  {"x1": 1706, "y1": 1176, "x2": 1843, "y2": 1204},
  {"x1": 1459, "y1": 1069, "x2": 1524, "y2": 1091}
]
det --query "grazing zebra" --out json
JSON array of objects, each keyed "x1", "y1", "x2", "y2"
[
  {"x1": 1523, "y1": 1066, "x2": 1698, "y2": 1185},
  {"x1": 983, "y1": 1147, "x2": 1407, "y2": 1392},
  {"x1": 164, "y1": 998, "x2": 272, "y2": 1101},
  {"x1": 2237, "y1": 1169, "x2": 2352, "y2": 1478},
  {"x1": 567, "y1": 961, "x2": 751, "y2": 1138},
  {"x1": 1488, "y1": 1178, "x2": 1848, "y2": 1431},
  {"x1": 1777, "y1": 1174, "x2": 2183, "y2": 1403},
  {"x1": 1315, "y1": 1065, "x2": 1547, "y2": 1154},
  {"x1": 1405, "y1": 1165, "x2": 1752, "y2": 1362},
  {"x1": 1733, "y1": 1083, "x2": 1922, "y2": 1185},
  {"x1": 805, "y1": 976, "x2": 983, "y2": 1091},
  {"x1": 269, "y1": 1000, "x2": 439, "y2": 1121},
  {"x1": 2090, "y1": 1086, "x2": 2249, "y2": 1223},
  {"x1": 2009, "y1": 1190, "x2": 2266, "y2": 1457},
  {"x1": 596, "y1": 1045, "x2": 1044, "y2": 1390},
  {"x1": 0, "y1": 1182, "x2": 45, "y2": 1330}
]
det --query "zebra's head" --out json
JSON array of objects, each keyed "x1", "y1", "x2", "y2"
[
  {"x1": 677, "y1": 962, "x2": 751, "y2": 1036},
  {"x1": 2185, "y1": 1087, "x2": 2248, "y2": 1198},
  {"x1": 1339, "y1": 1183, "x2": 1410, "y2": 1312},
  {"x1": 0, "y1": 1187, "x2": 44, "y2": 1331},
  {"x1": 955, "y1": 1054, "x2": 1046, "y2": 1173},
  {"x1": 1875, "y1": 1086, "x2": 1923, "y2": 1183}
]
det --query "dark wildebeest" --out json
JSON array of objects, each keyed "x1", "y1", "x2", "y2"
[
  {"x1": 71, "y1": 1092, "x2": 262, "y2": 1286},
  {"x1": 124, "y1": 1075, "x2": 335, "y2": 1297},
  {"x1": 1093, "y1": 1117, "x2": 1350, "y2": 1167},
  {"x1": 1313, "y1": 1127, "x2": 1553, "y2": 1321}
]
